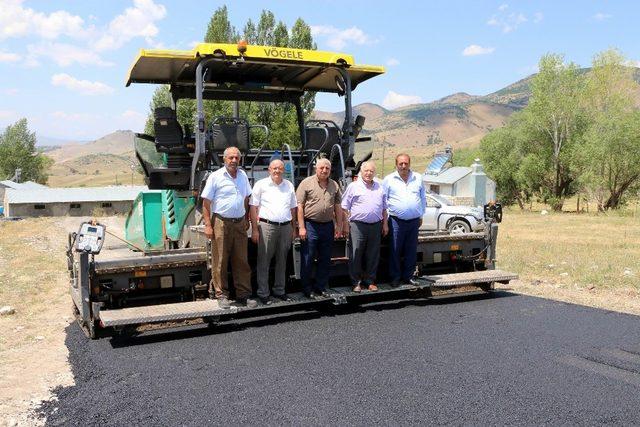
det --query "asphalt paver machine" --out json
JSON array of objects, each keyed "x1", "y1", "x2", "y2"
[{"x1": 68, "y1": 42, "x2": 517, "y2": 338}]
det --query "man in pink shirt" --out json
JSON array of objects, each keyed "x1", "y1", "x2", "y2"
[{"x1": 341, "y1": 161, "x2": 389, "y2": 292}]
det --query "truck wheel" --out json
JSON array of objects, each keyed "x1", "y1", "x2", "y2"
[{"x1": 448, "y1": 219, "x2": 470, "y2": 234}]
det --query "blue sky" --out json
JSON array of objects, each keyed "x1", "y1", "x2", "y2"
[{"x1": 1, "y1": 0, "x2": 638, "y2": 141}]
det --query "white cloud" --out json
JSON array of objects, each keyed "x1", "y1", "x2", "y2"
[
  {"x1": 27, "y1": 42, "x2": 113, "y2": 67},
  {"x1": 311, "y1": 25, "x2": 377, "y2": 50},
  {"x1": 0, "y1": 0, "x2": 87, "y2": 41},
  {"x1": 46, "y1": 110, "x2": 147, "y2": 138},
  {"x1": 386, "y1": 58, "x2": 400, "y2": 66},
  {"x1": 487, "y1": 5, "x2": 528, "y2": 33},
  {"x1": 51, "y1": 73, "x2": 114, "y2": 95},
  {"x1": 533, "y1": 12, "x2": 544, "y2": 23},
  {"x1": 94, "y1": 0, "x2": 167, "y2": 51},
  {"x1": 382, "y1": 91, "x2": 423, "y2": 110},
  {"x1": 462, "y1": 45, "x2": 495, "y2": 56},
  {"x1": 0, "y1": 110, "x2": 20, "y2": 124},
  {"x1": 4, "y1": 88, "x2": 19, "y2": 95},
  {"x1": 593, "y1": 12, "x2": 612, "y2": 21},
  {"x1": 0, "y1": 50, "x2": 21, "y2": 62}
]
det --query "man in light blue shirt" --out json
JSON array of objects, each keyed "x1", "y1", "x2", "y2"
[
  {"x1": 201, "y1": 146, "x2": 255, "y2": 308},
  {"x1": 382, "y1": 153, "x2": 426, "y2": 287}
]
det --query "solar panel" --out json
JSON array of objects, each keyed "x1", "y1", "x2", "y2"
[{"x1": 425, "y1": 152, "x2": 452, "y2": 175}]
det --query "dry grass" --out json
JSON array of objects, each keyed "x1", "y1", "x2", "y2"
[
  {"x1": 496, "y1": 208, "x2": 640, "y2": 315},
  {"x1": 0, "y1": 218, "x2": 75, "y2": 425}
]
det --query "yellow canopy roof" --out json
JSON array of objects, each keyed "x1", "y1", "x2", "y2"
[{"x1": 126, "y1": 43, "x2": 385, "y2": 93}]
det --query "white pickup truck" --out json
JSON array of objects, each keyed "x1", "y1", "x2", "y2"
[{"x1": 422, "y1": 192, "x2": 485, "y2": 234}]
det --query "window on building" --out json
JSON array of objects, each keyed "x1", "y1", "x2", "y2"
[
  {"x1": 429, "y1": 184, "x2": 440, "y2": 194},
  {"x1": 34, "y1": 204, "x2": 46, "y2": 210},
  {"x1": 70, "y1": 203, "x2": 81, "y2": 209},
  {"x1": 101, "y1": 202, "x2": 112, "y2": 208}
]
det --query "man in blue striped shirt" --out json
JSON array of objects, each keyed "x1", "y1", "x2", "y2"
[{"x1": 382, "y1": 153, "x2": 426, "y2": 287}]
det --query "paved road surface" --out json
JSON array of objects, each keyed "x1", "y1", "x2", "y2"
[{"x1": 42, "y1": 292, "x2": 640, "y2": 425}]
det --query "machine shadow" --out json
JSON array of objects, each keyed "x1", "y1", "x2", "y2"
[{"x1": 108, "y1": 290, "x2": 517, "y2": 348}]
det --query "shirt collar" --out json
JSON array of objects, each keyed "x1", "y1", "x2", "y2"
[
  {"x1": 392, "y1": 170, "x2": 414, "y2": 182},
  {"x1": 358, "y1": 178, "x2": 377, "y2": 189}
]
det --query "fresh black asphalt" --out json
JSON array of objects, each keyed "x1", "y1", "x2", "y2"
[{"x1": 42, "y1": 291, "x2": 640, "y2": 425}]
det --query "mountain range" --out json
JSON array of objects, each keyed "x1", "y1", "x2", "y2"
[{"x1": 41, "y1": 68, "x2": 640, "y2": 186}]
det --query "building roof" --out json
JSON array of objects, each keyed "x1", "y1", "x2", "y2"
[
  {"x1": 0, "y1": 180, "x2": 48, "y2": 190},
  {"x1": 5, "y1": 186, "x2": 148, "y2": 204},
  {"x1": 422, "y1": 167, "x2": 471, "y2": 185}
]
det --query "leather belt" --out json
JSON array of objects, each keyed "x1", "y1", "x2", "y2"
[
  {"x1": 389, "y1": 215, "x2": 420, "y2": 222},
  {"x1": 259, "y1": 218, "x2": 291, "y2": 226},
  {"x1": 214, "y1": 213, "x2": 245, "y2": 223},
  {"x1": 304, "y1": 218, "x2": 333, "y2": 224}
]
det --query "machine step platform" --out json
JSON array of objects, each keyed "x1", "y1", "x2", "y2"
[
  {"x1": 421, "y1": 269, "x2": 518, "y2": 287},
  {"x1": 97, "y1": 269, "x2": 517, "y2": 329}
]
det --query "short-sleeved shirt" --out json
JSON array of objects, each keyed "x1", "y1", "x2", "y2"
[
  {"x1": 201, "y1": 166, "x2": 251, "y2": 218},
  {"x1": 383, "y1": 170, "x2": 426, "y2": 220},
  {"x1": 341, "y1": 178, "x2": 387, "y2": 223},
  {"x1": 296, "y1": 175, "x2": 341, "y2": 223},
  {"x1": 250, "y1": 177, "x2": 297, "y2": 223}
]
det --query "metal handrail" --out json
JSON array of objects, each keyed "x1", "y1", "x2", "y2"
[
  {"x1": 282, "y1": 143, "x2": 295, "y2": 183},
  {"x1": 306, "y1": 127, "x2": 329, "y2": 176},
  {"x1": 248, "y1": 124, "x2": 270, "y2": 180},
  {"x1": 329, "y1": 143, "x2": 347, "y2": 190}
]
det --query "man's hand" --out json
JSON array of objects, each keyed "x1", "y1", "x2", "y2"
[
  {"x1": 204, "y1": 224, "x2": 214, "y2": 240},
  {"x1": 419, "y1": 218, "x2": 423, "y2": 227},
  {"x1": 382, "y1": 222, "x2": 389, "y2": 237},
  {"x1": 244, "y1": 218, "x2": 250, "y2": 231},
  {"x1": 251, "y1": 227, "x2": 259, "y2": 244},
  {"x1": 334, "y1": 228, "x2": 343, "y2": 239},
  {"x1": 299, "y1": 226, "x2": 307, "y2": 240}
]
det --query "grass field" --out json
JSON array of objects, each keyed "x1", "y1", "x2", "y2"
[{"x1": 495, "y1": 207, "x2": 640, "y2": 314}]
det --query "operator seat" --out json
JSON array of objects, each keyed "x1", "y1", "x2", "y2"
[
  {"x1": 305, "y1": 124, "x2": 340, "y2": 156},
  {"x1": 154, "y1": 107, "x2": 187, "y2": 153},
  {"x1": 209, "y1": 118, "x2": 250, "y2": 166}
]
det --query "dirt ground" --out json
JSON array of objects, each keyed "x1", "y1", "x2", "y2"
[{"x1": 0, "y1": 213, "x2": 639, "y2": 426}]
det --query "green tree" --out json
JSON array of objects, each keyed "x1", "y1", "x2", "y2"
[
  {"x1": 243, "y1": 19, "x2": 257, "y2": 44},
  {"x1": 143, "y1": 7, "x2": 317, "y2": 150},
  {"x1": 273, "y1": 21, "x2": 289, "y2": 47},
  {"x1": 204, "y1": 5, "x2": 238, "y2": 43},
  {"x1": 256, "y1": 10, "x2": 275, "y2": 45},
  {"x1": 523, "y1": 53, "x2": 586, "y2": 210},
  {"x1": 577, "y1": 49, "x2": 640, "y2": 210},
  {"x1": 480, "y1": 116, "x2": 532, "y2": 209},
  {"x1": 0, "y1": 118, "x2": 53, "y2": 184}
]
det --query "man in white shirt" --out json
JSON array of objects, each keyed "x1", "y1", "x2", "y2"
[
  {"x1": 249, "y1": 159, "x2": 297, "y2": 304},
  {"x1": 201, "y1": 146, "x2": 255, "y2": 308},
  {"x1": 383, "y1": 153, "x2": 426, "y2": 287}
]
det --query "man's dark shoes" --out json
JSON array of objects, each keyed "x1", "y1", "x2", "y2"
[
  {"x1": 273, "y1": 293, "x2": 292, "y2": 302},
  {"x1": 403, "y1": 278, "x2": 419, "y2": 287},
  {"x1": 313, "y1": 290, "x2": 330, "y2": 298},
  {"x1": 259, "y1": 296, "x2": 272, "y2": 305},
  {"x1": 217, "y1": 297, "x2": 231, "y2": 309}
]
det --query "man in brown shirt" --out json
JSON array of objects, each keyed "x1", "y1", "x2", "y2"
[{"x1": 296, "y1": 158, "x2": 343, "y2": 297}]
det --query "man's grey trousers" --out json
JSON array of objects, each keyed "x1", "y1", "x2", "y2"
[
  {"x1": 348, "y1": 220, "x2": 382, "y2": 286},
  {"x1": 256, "y1": 222, "x2": 292, "y2": 298}
]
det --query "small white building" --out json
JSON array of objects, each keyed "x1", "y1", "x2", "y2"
[
  {"x1": 3, "y1": 185, "x2": 147, "y2": 217},
  {"x1": 423, "y1": 159, "x2": 496, "y2": 206}
]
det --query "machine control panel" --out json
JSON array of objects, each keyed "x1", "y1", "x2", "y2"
[{"x1": 75, "y1": 222, "x2": 105, "y2": 254}]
